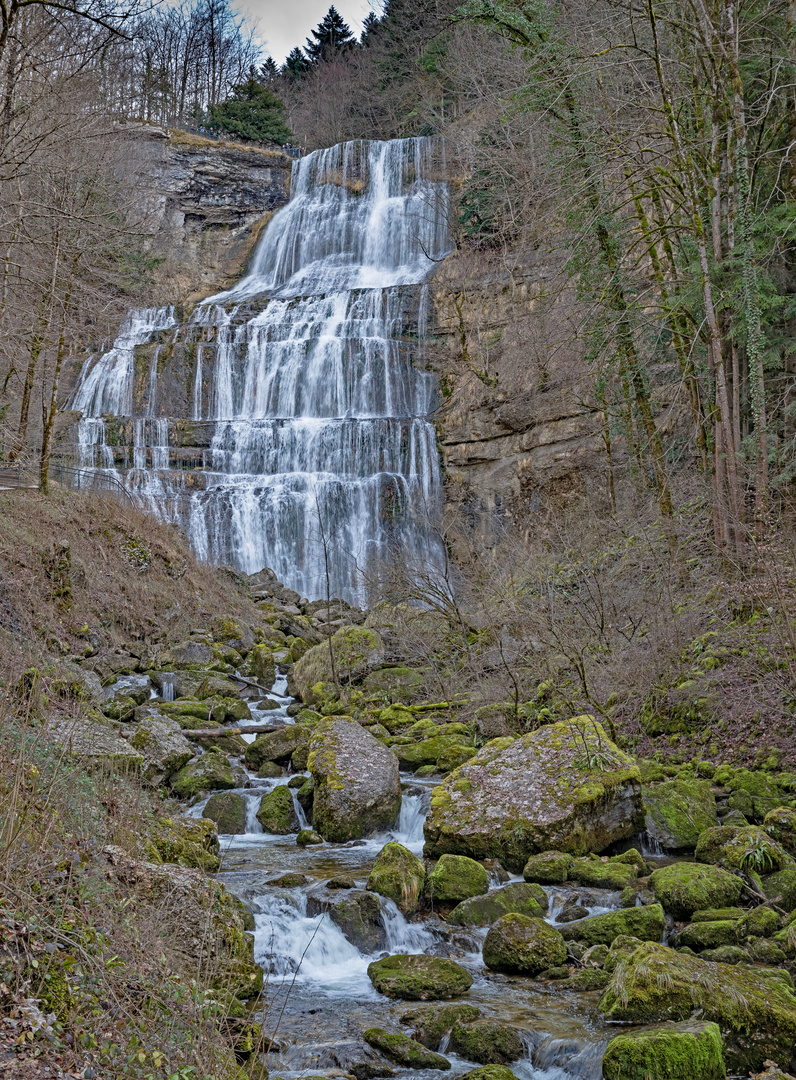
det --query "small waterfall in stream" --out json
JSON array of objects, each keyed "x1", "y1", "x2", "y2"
[{"x1": 67, "y1": 138, "x2": 451, "y2": 603}]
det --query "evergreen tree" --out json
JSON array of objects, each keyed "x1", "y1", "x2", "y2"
[
  {"x1": 283, "y1": 46, "x2": 310, "y2": 79},
  {"x1": 209, "y1": 79, "x2": 294, "y2": 143},
  {"x1": 361, "y1": 10, "x2": 380, "y2": 44},
  {"x1": 259, "y1": 56, "x2": 279, "y2": 83},
  {"x1": 304, "y1": 6, "x2": 354, "y2": 62}
]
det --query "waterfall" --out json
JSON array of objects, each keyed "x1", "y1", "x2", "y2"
[{"x1": 68, "y1": 138, "x2": 451, "y2": 604}]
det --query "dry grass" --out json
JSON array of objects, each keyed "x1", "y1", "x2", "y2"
[{"x1": 166, "y1": 128, "x2": 289, "y2": 160}]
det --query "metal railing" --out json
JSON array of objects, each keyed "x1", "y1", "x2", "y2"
[{"x1": 0, "y1": 462, "x2": 135, "y2": 505}]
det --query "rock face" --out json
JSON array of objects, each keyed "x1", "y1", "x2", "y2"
[
  {"x1": 423, "y1": 717, "x2": 643, "y2": 871},
  {"x1": 601, "y1": 1021, "x2": 726, "y2": 1080},
  {"x1": 308, "y1": 718, "x2": 401, "y2": 842},
  {"x1": 366, "y1": 842, "x2": 426, "y2": 915},
  {"x1": 368, "y1": 955, "x2": 474, "y2": 1001},
  {"x1": 482, "y1": 913, "x2": 567, "y2": 975}
]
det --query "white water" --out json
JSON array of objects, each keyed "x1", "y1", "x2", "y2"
[{"x1": 68, "y1": 138, "x2": 451, "y2": 604}]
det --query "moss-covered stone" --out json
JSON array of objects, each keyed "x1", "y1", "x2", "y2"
[
  {"x1": 428, "y1": 854, "x2": 488, "y2": 904},
  {"x1": 737, "y1": 905, "x2": 780, "y2": 939},
  {"x1": 643, "y1": 778, "x2": 719, "y2": 850},
  {"x1": 292, "y1": 627, "x2": 385, "y2": 700},
  {"x1": 366, "y1": 842, "x2": 426, "y2": 915},
  {"x1": 604, "y1": 934, "x2": 644, "y2": 972},
  {"x1": 203, "y1": 791, "x2": 247, "y2": 834},
  {"x1": 762, "y1": 864, "x2": 796, "y2": 912},
  {"x1": 691, "y1": 908, "x2": 745, "y2": 922},
  {"x1": 363, "y1": 1027, "x2": 450, "y2": 1070},
  {"x1": 695, "y1": 825, "x2": 742, "y2": 864},
  {"x1": 367, "y1": 954, "x2": 473, "y2": 1000},
  {"x1": 649, "y1": 863, "x2": 742, "y2": 919},
  {"x1": 394, "y1": 736, "x2": 469, "y2": 771},
  {"x1": 720, "y1": 826, "x2": 788, "y2": 874},
  {"x1": 306, "y1": 889, "x2": 385, "y2": 952},
  {"x1": 558, "y1": 904, "x2": 665, "y2": 947},
  {"x1": 170, "y1": 749, "x2": 236, "y2": 798},
  {"x1": 722, "y1": 768, "x2": 785, "y2": 823},
  {"x1": 765, "y1": 806, "x2": 796, "y2": 855},
  {"x1": 568, "y1": 857, "x2": 638, "y2": 890},
  {"x1": 582, "y1": 943, "x2": 610, "y2": 967},
  {"x1": 448, "y1": 1021, "x2": 524, "y2": 1065},
  {"x1": 700, "y1": 945, "x2": 749, "y2": 964},
  {"x1": 146, "y1": 815, "x2": 221, "y2": 871},
  {"x1": 437, "y1": 744, "x2": 477, "y2": 773},
  {"x1": 482, "y1": 913, "x2": 567, "y2": 975},
  {"x1": 423, "y1": 716, "x2": 643, "y2": 872},
  {"x1": 447, "y1": 883, "x2": 548, "y2": 926},
  {"x1": 297, "y1": 828, "x2": 323, "y2": 846},
  {"x1": 257, "y1": 761, "x2": 284, "y2": 778},
  {"x1": 558, "y1": 968, "x2": 610, "y2": 991},
  {"x1": 745, "y1": 937, "x2": 787, "y2": 964},
  {"x1": 244, "y1": 726, "x2": 308, "y2": 768},
  {"x1": 522, "y1": 850, "x2": 572, "y2": 884},
  {"x1": 398, "y1": 1004, "x2": 481, "y2": 1049},
  {"x1": 244, "y1": 643, "x2": 276, "y2": 688},
  {"x1": 256, "y1": 786, "x2": 298, "y2": 834},
  {"x1": 458, "y1": 1068, "x2": 519, "y2": 1080},
  {"x1": 601, "y1": 1021, "x2": 726, "y2": 1080},
  {"x1": 672, "y1": 921, "x2": 738, "y2": 950},
  {"x1": 599, "y1": 940, "x2": 796, "y2": 1073}
]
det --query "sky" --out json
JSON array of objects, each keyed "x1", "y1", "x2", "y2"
[{"x1": 242, "y1": 0, "x2": 376, "y2": 64}]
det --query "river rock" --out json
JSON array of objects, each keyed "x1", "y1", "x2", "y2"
[
  {"x1": 558, "y1": 903, "x2": 665, "y2": 946},
  {"x1": 567, "y1": 856, "x2": 638, "y2": 890},
  {"x1": 297, "y1": 829, "x2": 323, "y2": 845},
  {"x1": 366, "y1": 842, "x2": 425, "y2": 915},
  {"x1": 309, "y1": 718, "x2": 401, "y2": 842},
  {"x1": 256, "y1": 786, "x2": 299, "y2": 834},
  {"x1": 458, "y1": 1070, "x2": 519, "y2": 1080},
  {"x1": 522, "y1": 850, "x2": 573, "y2": 883},
  {"x1": 428, "y1": 854, "x2": 488, "y2": 904},
  {"x1": 649, "y1": 862, "x2": 743, "y2": 919},
  {"x1": 599, "y1": 940, "x2": 796, "y2": 1073},
  {"x1": 643, "y1": 778, "x2": 719, "y2": 850},
  {"x1": 291, "y1": 627, "x2": 385, "y2": 700},
  {"x1": 367, "y1": 954, "x2": 473, "y2": 1000},
  {"x1": 129, "y1": 714, "x2": 194, "y2": 786},
  {"x1": 146, "y1": 815, "x2": 221, "y2": 871},
  {"x1": 170, "y1": 749, "x2": 236, "y2": 798},
  {"x1": 243, "y1": 643, "x2": 276, "y2": 687},
  {"x1": 482, "y1": 913, "x2": 567, "y2": 975},
  {"x1": 399, "y1": 1004, "x2": 481, "y2": 1049},
  {"x1": 602, "y1": 1021, "x2": 726, "y2": 1080},
  {"x1": 363, "y1": 1028, "x2": 450, "y2": 1070},
  {"x1": 245, "y1": 725, "x2": 308, "y2": 768},
  {"x1": 423, "y1": 717, "x2": 643, "y2": 871},
  {"x1": 448, "y1": 883, "x2": 548, "y2": 926},
  {"x1": 307, "y1": 888, "x2": 385, "y2": 952},
  {"x1": 448, "y1": 1021, "x2": 524, "y2": 1065},
  {"x1": 203, "y1": 791, "x2": 247, "y2": 834}
]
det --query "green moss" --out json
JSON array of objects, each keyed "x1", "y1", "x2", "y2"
[
  {"x1": 764, "y1": 806, "x2": 796, "y2": 854},
  {"x1": 720, "y1": 826, "x2": 788, "y2": 874},
  {"x1": 482, "y1": 913, "x2": 567, "y2": 975},
  {"x1": 568, "y1": 857, "x2": 638, "y2": 890},
  {"x1": 694, "y1": 825, "x2": 741, "y2": 864},
  {"x1": 649, "y1": 862, "x2": 743, "y2": 919},
  {"x1": 203, "y1": 791, "x2": 247, "y2": 835},
  {"x1": 673, "y1": 920, "x2": 738, "y2": 950},
  {"x1": 256, "y1": 786, "x2": 298, "y2": 834},
  {"x1": 169, "y1": 750, "x2": 235, "y2": 798},
  {"x1": 363, "y1": 1027, "x2": 451, "y2": 1070},
  {"x1": 762, "y1": 864, "x2": 796, "y2": 912},
  {"x1": 601, "y1": 1021, "x2": 725, "y2": 1080},
  {"x1": 296, "y1": 828, "x2": 323, "y2": 845},
  {"x1": 459, "y1": 1069, "x2": 519, "y2": 1080},
  {"x1": 448, "y1": 882, "x2": 548, "y2": 926},
  {"x1": 691, "y1": 908, "x2": 745, "y2": 922},
  {"x1": 366, "y1": 842, "x2": 426, "y2": 915},
  {"x1": 700, "y1": 945, "x2": 749, "y2": 964},
  {"x1": 146, "y1": 815, "x2": 221, "y2": 871},
  {"x1": 394, "y1": 735, "x2": 469, "y2": 770},
  {"x1": 292, "y1": 627, "x2": 384, "y2": 700},
  {"x1": 399, "y1": 1003, "x2": 481, "y2": 1049},
  {"x1": 367, "y1": 954, "x2": 473, "y2": 1000},
  {"x1": 437, "y1": 743, "x2": 477, "y2": 772},
  {"x1": 559, "y1": 968, "x2": 610, "y2": 991},
  {"x1": 429, "y1": 854, "x2": 489, "y2": 904},
  {"x1": 737, "y1": 905, "x2": 780, "y2": 939},
  {"x1": 522, "y1": 851, "x2": 572, "y2": 884},
  {"x1": 643, "y1": 778, "x2": 718, "y2": 850},
  {"x1": 449, "y1": 1021, "x2": 523, "y2": 1065},
  {"x1": 559, "y1": 904, "x2": 665, "y2": 947}
]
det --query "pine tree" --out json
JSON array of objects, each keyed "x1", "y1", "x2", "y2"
[
  {"x1": 283, "y1": 46, "x2": 310, "y2": 79},
  {"x1": 304, "y1": 6, "x2": 354, "y2": 62},
  {"x1": 361, "y1": 10, "x2": 380, "y2": 44},
  {"x1": 259, "y1": 56, "x2": 279, "y2": 83},
  {"x1": 209, "y1": 79, "x2": 294, "y2": 144}
]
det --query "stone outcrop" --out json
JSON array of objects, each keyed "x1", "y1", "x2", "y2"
[{"x1": 423, "y1": 716, "x2": 644, "y2": 871}]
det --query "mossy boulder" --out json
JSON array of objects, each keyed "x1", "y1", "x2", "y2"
[
  {"x1": 765, "y1": 806, "x2": 796, "y2": 855},
  {"x1": 522, "y1": 850, "x2": 572, "y2": 884},
  {"x1": 737, "y1": 905, "x2": 780, "y2": 939},
  {"x1": 244, "y1": 643, "x2": 276, "y2": 688},
  {"x1": 394, "y1": 736, "x2": 469, "y2": 771},
  {"x1": 558, "y1": 904, "x2": 665, "y2": 947},
  {"x1": 601, "y1": 1021, "x2": 726, "y2": 1080},
  {"x1": 720, "y1": 826, "x2": 788, "y2": 874},
  {"x1": 763, "y1": 864, "x2": 796, "y2": 911},
  {"x1": 258, "y1": 761, "x2": 285, "y2": 778},
  {"x1": 308, "y1": 718, "x2": 401, "y2": 842},
  {"x1": 291, "y1": 627, "x2": 385, "y2": 700},
  {"x1": 643, "y1": 778, "x2": 719, "y2": 850},
  {"x1": 700, "y1": 945, "x2": 750, "y2": 964},
  {"x1": 297, "y1": 829, "x2": 323, "y2": 846},
  {"x1": 695, "y1": 826, "x2": 742, "y2": 864},
  {"x1": 244, "y1": 726, "x2": 308, "y2": 768},
  {"x1": 306, "y1": 889, "x2": 385, "y2": 952},
  {"x1": 170, "y1": 749, "x2": 236, "y2": 798},
  {"x1": 424, "y1": 717, "x2": 643, "y2": 872},
  {"x1": 672, "y1": 921, "x2": 738, "y2": 950},
  {"x1": 482, "y1": 913, "x2": 567, "y2": 975},
  {"x1": 722, "y1": 768, "x2": 784, "y2": 822},
  {"x1": 448, "y1": 1021, "x2": 524, "y2": 1065},
  {"x1": 146, "y1": 815, "x2": 220, "y2": 871},
  {"x1": 559, "y1": 968, "x2": 611, "y2": 991},
  {"x1": 458, "y1": 1069, "x2": 519, "y2": 1080},
  {"x1": 437, "y1": 744, "x2": 477, "y2": 772},
  {"x1": 363, "y1": 1028, "x2": 450, "y2": 1070},
  {"x1": 649, "y1": 863, "x2": 742, "y2": 919},
  {"x1": 366, "y1": 842, "x2": 426, "y2": 916},
  {"x1": 568, "y1": 857, "x2": 638, "y2": 890},
  {"x1": 691, "y1": 908, "x2": 745, "y2": 922},
  {"x1": 256, "y1": 786, "x2": 299, "y2": 834},
  {"x1": 203, "y1": 791, "x2": 247, "y2": 834},
  {"x1": 398, "y1": 1004, "x2": 481, "y2": 1049},
  {"x1": 448, "y1": 883, "x2": 548, "y2": 926},
  {"x1": 130, "y1": 714, "x2": 194, "y2": 786},
  {"x1": 367, "y1": 954, "x2": 473, "y2": 1001},
  {"x1": 599, "y1": 940, "x2": 796, "y2": 1073},
  {"x1": 428, "y1": 854, "x2": 488, "y2": 904}
]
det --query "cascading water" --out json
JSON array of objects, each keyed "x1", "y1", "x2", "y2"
[{"x1": 67, "y1": 138, "x2": 451, "y2": 603}]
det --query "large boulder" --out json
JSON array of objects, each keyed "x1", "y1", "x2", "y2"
[
  {"x1": 643, "y1": 778, "x2": 719, "y2": 850},
  {"x1": 398, "y1": 1004, "x2": 481, "y2": 1050},
  {"x1": 448, "y1": 1021, "x2": 524, "y2": 1065},
  {"x1": 367, "y1": 955, "x2": 473, "y2": 1001},
  {"x1": 306, "y1": 888, "x2": 385, "y2": 952},
  {"x1": 363, "y1": 1028, "x2": 450, "y2": 1070},
  {"x1": 129, "y1": 714, "x2": 194, "y2": 786},
  {"x1": 366, "y1": 842, "x2": 426, "y2": 915},
  {"x1": 170, "y1": 749, "x2": 236, "y2": 799},
  {"x1": 423, "y1": 717, "x2": 643, "y2": 871},
  {"x1": 244, "y1": 726, "x2": 308, "y2": 769},
  {"x1": 145, "y1": 815, "x2": 221, "y2": 872},
  {"x1": 558, "y1": 904, "x2": 665, "y2": 947},
  {"x1": 244, "y1": 643, "x2": 276, "y2": 688},
  {"x1": 522, "y1": 851, "x2": 573, "y2": 884},
  {"x1": 448, "y1": 883, "x2": 548, "y2": 926},
  {"x1": 308, "y1": 718, "x2": 401, "y2": 842},
  {"x1": 649, "y1": 863, "x2": 743, "y2": 920},
  {"x1": 428, "y1": 855, "x2": 488, "y2": 904},
  {"x1": 203, "y1": 791, "x2": 247, "y2": 834},
  {"x1": 256, "y1": 786, "x2": 299, "y2": 834},
  {"x1": 291, "y1": 627, "x2": 385, "y2": 700},
  {"x1": 602, "y1": 1021, "x2": 726, "y2": 1080},
  {"x1": 599, "y1": 941, "x2": 796, "y2": 1074},
  {"x1": 482, "y1": 913, "x2": 567, "y2": 975},
  {"x1": 567, "y1": 856, "x2": 638, "y2": 890}
]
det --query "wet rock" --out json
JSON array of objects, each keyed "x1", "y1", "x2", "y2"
[
  {"x1": 245, "y1": 725, "x2": 309, "y2": 768},
  {"x1": 307, "y1": 888, "x2": 385, "y2": 952},
  {"x1": 257, "y1": 761, "x2": 285, "y2": 778},
  {"x1": 602, "y1": 1020, "x2": 726, "y2": 1080},
  {"x1": 448, "y1": 882, "x2": 548, "y2": 926},
  {"x1": 170, "y1": 749, "x2": 236, "y2": 798},
  {"x1": 556, "y1": 904, "x2": 590, "y2": 923},
  {"x1": 367, "y1": 954, "x2": 473, "y2": 1000},
  {"x1": 203, "y1": 791, "x2": 247, "y2": 834},
  {"x1": 458, "y1": 1069, "x2": 519, "y2": 1080},
  {"x1": 522, "y1": 850, "x2": 572, "y2": 884},
  {"x1": 643, "y1": 778, "x2": 719, "y2": 850},
  {"x1": 146, "y1": 815, "x2": 220, "y2": 871},
  {"x1": 399, "y1": 1004, "x2": 481, "y2": 1049},
  {"x1": 297, "y1": 829, "x2": 323, "y2": 846},
  {"x1": 558, "y1": 968, "x2": 610, "y2": 990},
  {"x1": 309, "y1": 718, "x2": 401, "y2": 842},
  {"x1": 321, "y1": 1039, "x2": 397, "y2": 1079},
  {"x1": 449, "y1": 1021, "x2": 524, "y2": 1064},
  {"x1": 297, "y1": 776, "x2": 315, "y2": 815},
  {"x1": 599, "y1": 940, "x2": 796, "y2": 1073},
  {"x1": 423, "y1": 717, "x2": 643, "y2": 872},
  {"x1": 129, "y1": 714, "x2": 194, "y2": 786},
  {"x1": 649, "y1": 863, "x2": 743, "y2": 919},
  {"x1": 558, "y1": 903, "x2": 665, "y2": 947},
  {"x1": 363, "y1": 1027, "x2": 450, "y2": 1070},
  {"x1": 366, "y1": 842, "x2": 425, "y2": 916},
  {"x1": 327, "y1": 875, "x2": 357, "y2": 889},
  {"x1": 482, "y1": 913, "x2": 567, "y2": 975},
  {"x1": 428, "y1": 854, "x2": 488, "y2": 904},
  {"x1": 266, "y1": 873, "x2": 308, "y2": 887},
  {"x1": 568, "y1": 857, "x2": 637, "y2": 890},
  {"x1": 256, "y1": 786, "x2": 299, "y2": 834}
]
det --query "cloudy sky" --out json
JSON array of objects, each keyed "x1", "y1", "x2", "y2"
[{"x1": 242, "y1": 0, "x2": 376, "y2": 64}]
